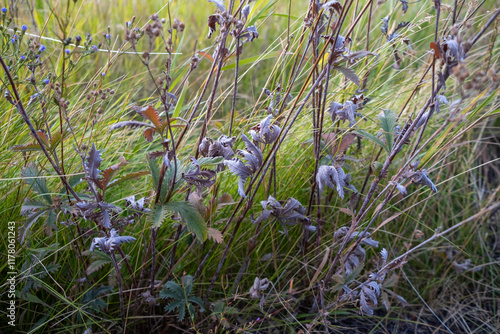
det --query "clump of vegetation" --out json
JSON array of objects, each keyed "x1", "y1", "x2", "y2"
[{"x1": 1, "y1": 0, "x2": 499, "y2": 333}]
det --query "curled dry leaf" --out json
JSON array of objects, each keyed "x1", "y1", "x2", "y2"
[
  {"x1": 249, "y1": 277, "x2": 271, "y2": 311},
  {"x1": 316, "y1": 165, "x2": 357, "y2": 199},
  {"x1": 253, "y1": 196, "x2": 313, "y2": 233},
  {"x1": 207, "y1": 0, "x2": 226, "y2": 12},
  {"x1": 85, "y1": 144, "x2": 102, "y2": 184},
  {"x1": 224, "y1": 134, "x2": 263, "y2": 198},
  {"x1": 334, "y1": 226, "x2": 379, "y2": 277},
  {"x1": 250, "y1": 115, "x2": 281, "y2": 145},
  {"x1": 199, "y1": 135, "x2": 235, "y2": 160},
  {"x1": 359, "y1": 280, "x2": 381, "y2": 315},
  {"x1": 75, "y1": 201, "x2": 120, "y2": 229},
  {"x1": 329, "y1": 99, "x2": 363, "y2": 127},
  {"x1": 395, "y1": 182, "x2": 407, "y2": 196},
  {"x1": 321, "y1": 0, "x2": 343, "y2": 14},
  {"x1": 410, "y1": 170, "x2": 438, "y2": 193},
  {"x1": 90, "y1": 228, "x2": 135, "y2": 253},
  {"x1": 238, "y1": 26, "x2": 259, "y2": 43},
  {"x1": 125, "y1": 196, "x2": 149, "y2": 213},
  {"x1": 182, "y1": 156, "x2": 216, "y2": 194}
]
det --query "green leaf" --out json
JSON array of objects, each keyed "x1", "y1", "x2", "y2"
[
  {"x1": 197, "y1": 156, "x2": 224, "y2": 167},
  {"x1": 172, "y1": 84, "x2": 187, "y2": 119},
  {"x1": 85, "y1": 251, "x2": 112, "y2": 275},
  {"x1": 166, "y1": 201, "x2": 208, "y2": 241},
  {"x1": 334, "y1": 66, "x2": 360, "y2": 86},
  {"x1": 107, "y1": 171, "x2": 149, "y2": 189},
  {"x1": 379, "y1": 109, "x2": 397, "y2": 152},
  {"x1": 22, "y1": 163, "x2": 52, "y2": 204},
  {"x1": 187, "y1": 296, "x2": 205, "y2": 312},
  {"x1": 153, "y1": 202, "x2": 208, "y2": 241},
  {"x1": 354, "y1": 130, "x2": 389, "y2": 153},
  {"x1": 182, "y1": 275, "x2": 194, "y2": 296},
  {"x1": 220, "y1": 51, "x2": 279, "y2": 71},
  {"x1": 177, "y1": 302, "x2": 186, "y2": 322},
  {"x1": 187, "y1": 303, "x2": 195, "y2": 320},
  {"x1": 22, "y1": 292, "x2": 50, "y2": 308},
  {"x1": 160, "y1": 281, "x2": 184, "y2": 300},
  {"x1": 164, "y1": 299, "x2": 184, "y2": 313},
  {"x1": 147, "y1": 157, "x2": 169, "y2": 201},
  {"x1": 11, "y1": 142, "x2": 42, "y2": 152},
  {"x1": 151, "y1": 204, "x2": 169, "y2": 229},
  {"x1": 247, "y1": 0, "x2": 278, "y2": 26},
  {"x1": 21, "y1": 198, "x2": 49, "y2": 215}
]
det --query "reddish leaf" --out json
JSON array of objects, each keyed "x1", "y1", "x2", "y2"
[
  {"x1": 97, "y1": 156, "x2": 128, "y2": 190},
  {"x1": 430, "y1": 42, "x2": 443, "y2": 60},
  {"x1": 144, "y1": 128, "x2": 155, "y2": 142},
  {"x1": 33, "y1": 130, "x2": 49, "y2": 147},
  {"x1": 198, "y1": 51, "x2": 214, "y2": 62},
  {"x1": 322, "y1": 133, "x2": 357, "y2": 155},
  {"x1": 11, "y1": 142, "x2": 42, "y2": 152},
  {"x1": 135, "y1": 105, "x2": 163, "y2": 130}
]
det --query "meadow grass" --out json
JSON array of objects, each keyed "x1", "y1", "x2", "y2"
[{"x1": 0, "y1": 0, "x2": 499, "y2": 333}]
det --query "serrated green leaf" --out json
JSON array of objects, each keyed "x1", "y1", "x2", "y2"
[
  {"x1": 334, "y1": 66, "x2": 360, "y2": 86},
  {"x1": 86, "y1": 258, "x2": 112, "y2": 275},
  {"x1": 160, "y1": 281, "x2": 184, "y2": 300},
  {"x1": 11, "y1": 142, "x2": 42, "y2": 152},
  {"x1": 21, "y1": 198, "x2": 49, "y2": 215},
  {"x1": 183, "y1": 275, "x2": 194, "y2": 296},
  {"x1": 164, "y1": 201, "x2": 208, "y2": 241},
  {"x1": 151, "y1": 201, "x2": 207, "y2": 241},
  {"x1": 151, "y1": 203, "x2": 169, "y2": 228},
  {"x1": 379, "y1": 109, "x2": 397, "y2": 152},
  {"x1": 22, "y1": 163, "x2": 52, "y2": 204},
  {"x1": 106, "y1": 171, "x2": 149, "y2": 189},
  {"x1": 187, "y1": 296, "x2": 204, "y2": 311},
  {"x1": 354, "y1": 130, "x2": 389, "y2": 152},
  {"x1": 165, "y1": 299, "x2": 184, "y2": 313},
  {"x1": 178, "y1": 302, "x2": 186, "y2": 322},
  {"x1": 197, "y1": 156, "x2": 224, "y2": 167}
]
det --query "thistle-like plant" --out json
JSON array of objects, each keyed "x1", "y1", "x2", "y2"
[
  {"x1": 249, "y1": 115, "x2": 281, "y2": 145},
  {"x1": 252, "y1": 196, "x2": 314, "y2": 234},
  {"x1": 316, "y1": 164, "x2": 357, "y2": 199},
  {"x1": 89, "y1": 228, "x2": 136, "y2": 253},
  {"x1": 224, "y1": 134, "x2": 263, "y2": 198}
]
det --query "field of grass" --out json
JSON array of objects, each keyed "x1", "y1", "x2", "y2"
[{"x1": 0, "y1": 0, "x2": 499, "y2": 333}]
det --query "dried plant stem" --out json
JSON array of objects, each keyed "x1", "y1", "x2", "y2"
[
  {"x1": 111, "y1": 252, "x2": 126, "y2": 326},
  {"x1": 325, "y1": 8, "x2": 500, "y2": 284},
  {"x1": 205, "y1": 65, "x2": 329, "y2": 299},
  {"x1": 0, "y1": 55, "x2": 81, "y2": 202},
  {"x1": 203, "y1": 0, "x2": 366, "y2": 294}
]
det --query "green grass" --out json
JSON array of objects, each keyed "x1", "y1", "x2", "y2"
[{"x1": 0, "y1": 0, "x2": 499, "y2": 333}]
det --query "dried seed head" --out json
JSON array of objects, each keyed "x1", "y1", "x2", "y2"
[{"x1": 452, "y1": 63, "x2": 469, "y2": 81}]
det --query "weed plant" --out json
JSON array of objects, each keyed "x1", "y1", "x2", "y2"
[{"x1": 0, "y1": 0, "x2": 499, "y2": 333}]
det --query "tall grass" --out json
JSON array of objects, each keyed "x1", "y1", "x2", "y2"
[{"x1": 0, "y1": 0, "x2": 499, "y2": 333}]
